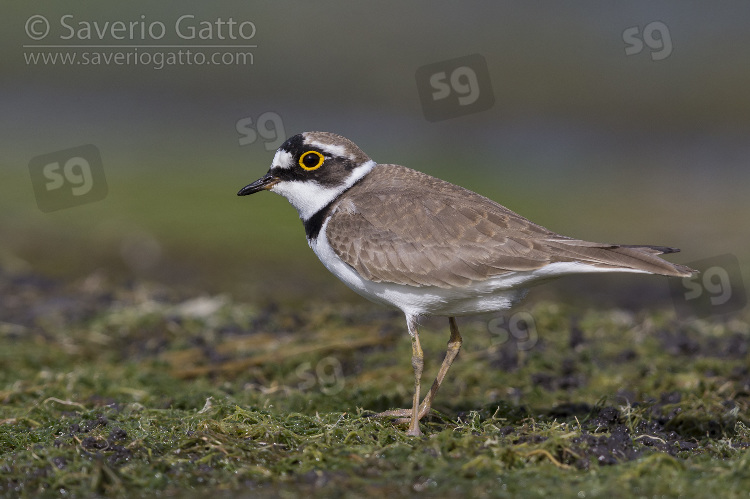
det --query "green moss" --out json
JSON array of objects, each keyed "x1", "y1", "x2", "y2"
[{"x1": 1, "y1": 277, "x2": 749, "y2": 497}]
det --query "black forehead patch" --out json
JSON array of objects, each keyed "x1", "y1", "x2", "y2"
[{"x1": 279, "y1": 134, "x2": 306, "y2": 158}]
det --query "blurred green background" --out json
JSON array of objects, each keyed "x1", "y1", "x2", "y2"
[{"x1": 2, "y1": 1, "x2": 749, "y2": 308}]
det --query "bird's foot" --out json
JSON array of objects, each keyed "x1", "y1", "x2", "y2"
[
  {"x1": 374, "y1": 408, "x2": 412, "y2": 424},
  {"x1": 374, "y1": 405, "x2": 432, "y2": 425}
]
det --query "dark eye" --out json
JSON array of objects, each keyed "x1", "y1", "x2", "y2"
[{"x1": 299, "y1": 150, "x2": 325, "y2": 171}]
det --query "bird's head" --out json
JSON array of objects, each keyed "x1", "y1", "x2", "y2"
[{"x1": 238, "y1": 131, "x2": 375, "y2": 220}]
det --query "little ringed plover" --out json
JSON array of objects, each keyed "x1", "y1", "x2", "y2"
[{"x1": 238, "y1": 131, "x2": 695, "y2": 436}]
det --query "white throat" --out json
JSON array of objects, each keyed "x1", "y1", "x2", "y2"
[{"x1": 270, "y1": 160, "x2": 376, "y2": 220}]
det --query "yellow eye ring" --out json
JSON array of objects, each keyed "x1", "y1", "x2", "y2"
[{"x1": 299, "y1": 150, "x2": 325, "y2": 171}]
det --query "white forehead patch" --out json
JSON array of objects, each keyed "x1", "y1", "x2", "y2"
[
  {"x1": 307, "y1": 140, "x2": 350, "y2": 159},
  {"x1": 272, "y1": 149, "x2": 295, "y2": 170}
]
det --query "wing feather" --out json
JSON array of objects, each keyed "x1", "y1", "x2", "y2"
[{"x1": 323, "y1": 164, "x2": 694, "y2": 288}]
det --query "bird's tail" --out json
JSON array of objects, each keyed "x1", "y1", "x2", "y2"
[{"x1": 546, "y1": 240, "x2": 697, "y2": 277}]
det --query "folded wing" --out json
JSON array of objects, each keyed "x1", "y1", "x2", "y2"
[{"x1": 324, "y1": 165, "x2": 695, "y2": 289}]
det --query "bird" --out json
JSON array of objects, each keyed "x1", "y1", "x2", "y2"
[{"x1": 237, "y1": 131, "x2": 695, "y2": 436}]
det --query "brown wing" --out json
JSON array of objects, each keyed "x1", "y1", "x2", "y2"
[{"x1": 324, "y1": 164, "x2": 694, "y2": 288}]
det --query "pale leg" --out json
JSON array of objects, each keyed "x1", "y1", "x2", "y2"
[
  {"x1": 377, "y1": 317, "x2": 463, "y2": 436},
  {"x1": 406, "y1": 315, "x2": 424, "y2": 436},
  {"x1": 415, "y1": 317, "x2": 462, "y2": 419}
]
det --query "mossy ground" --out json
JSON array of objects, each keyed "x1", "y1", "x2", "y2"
[{"x1": 1, "y1": 270, "x2": 749, "y2": 498}]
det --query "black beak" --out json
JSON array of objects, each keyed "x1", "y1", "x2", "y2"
[{"x1": 237, "y1": 172, "x2": 281, "y2": 196}]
